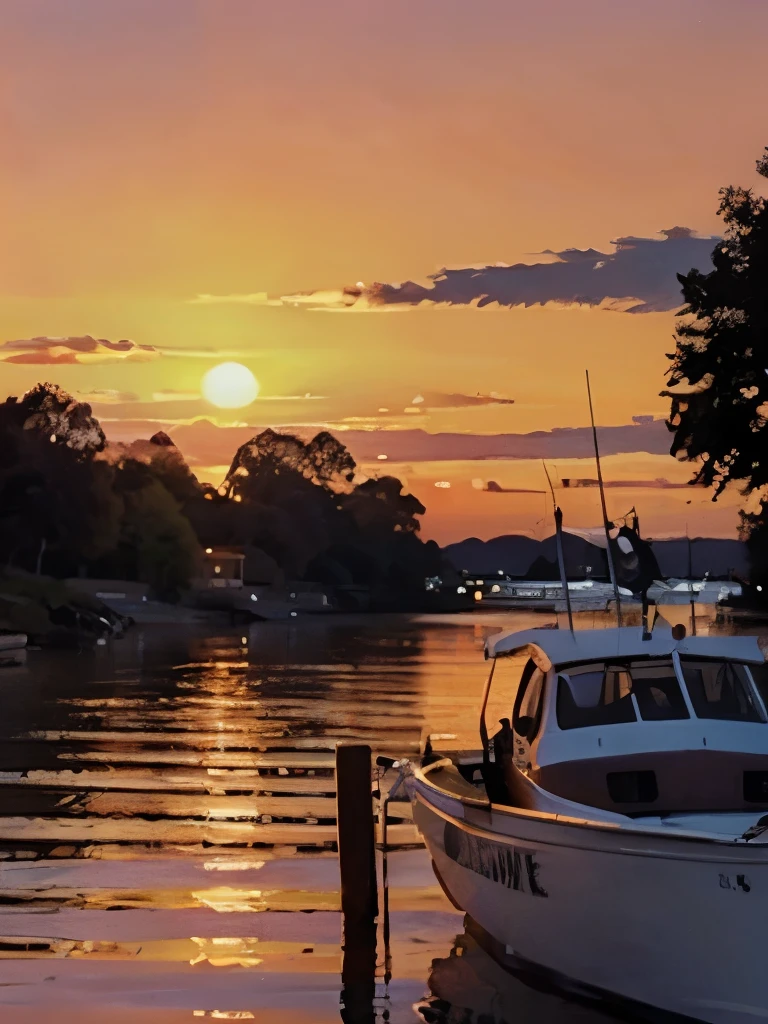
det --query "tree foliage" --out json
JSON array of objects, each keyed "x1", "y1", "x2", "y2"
[
  {"x1": 0, "y1": 386, "x2": 119, "y2": 572},
  {"x1": 664, "y1": 147, "x2": 768, "y2": 498},
  {"x1": 0, "y1": 388, "x2": 443, "y2": 600},
  {"x1": 3, "y1": 382, "x2": 106, "y2": 456},
  {"x1": 214, "y1": 429, "x2": 436, "y2": 584},
  {"x1": 0, "y1": 386, "x2": 199, "y2": 594}
]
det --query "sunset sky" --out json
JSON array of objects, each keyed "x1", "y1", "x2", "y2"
[{"x1": 2, "y1": 0, "x2": 767, "y2": 543}]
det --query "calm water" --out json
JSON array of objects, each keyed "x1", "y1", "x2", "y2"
[{"x1": 1, "y1": 610, "x2": 733, "y2": 1023}]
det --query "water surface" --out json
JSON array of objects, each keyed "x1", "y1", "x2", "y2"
[{"x1": 1, "y1": 611, "x2": 719, "y2": 1022}]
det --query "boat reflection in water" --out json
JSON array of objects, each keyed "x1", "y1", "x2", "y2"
[{"x1": 414, "y1": 922, "x2": 616, "y2": 1024}]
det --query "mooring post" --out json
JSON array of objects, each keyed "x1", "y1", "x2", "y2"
[{"x1": 336, "y1": 743, "x2": 378, "y2": 1023}]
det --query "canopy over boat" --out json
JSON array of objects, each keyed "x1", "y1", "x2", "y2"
[{"x1": 484, "y1": 626, "x2": 765, "y2": 670}]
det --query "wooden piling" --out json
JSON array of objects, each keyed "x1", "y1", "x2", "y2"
[{"x1": 336, "y1": 743, "x2": 378, "y2": 1023}]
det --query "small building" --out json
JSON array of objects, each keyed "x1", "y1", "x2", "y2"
[{"x1": 197, "y1": 546, "x2": 245, "y2": 588}]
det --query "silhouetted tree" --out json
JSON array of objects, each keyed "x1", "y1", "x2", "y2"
[
  {"x1": 0, "y1": 389, "x2": 119, "y2": 573},
  {"x1": 116, "y1": 468, "x2": 201, "y2": 600},
  {"x1": 2, "y1": 382, "x2": 106, "y2": 456},
  {"x1": 663, "y1": 146, "x2": 768, "y2": 581},
  {"x1": 217, "y1": 429, "x2": 440, "y2": 593},
  {"x1": 340, "y1": 476, "x2": 425, "y2": 536},
  {"x1": 664, "y1": 146, "x2": 768, "y2": 495}
]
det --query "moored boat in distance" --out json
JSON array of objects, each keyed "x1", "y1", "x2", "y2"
[
  {"x1": 465, "y1": 575, "x2": 636, "y2": 612},
  {"x1": 0, "y1": 632, "x2": 27, "y2": 667},
  {"x1": 407, "y1": 624, "x2": 768, "y2": 1022}
]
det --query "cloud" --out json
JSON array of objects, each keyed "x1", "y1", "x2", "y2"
[
  {"x1": 256, "y1": 393, "x2": 327, "y2": 402},
  {"x1": 153, "y1": 389, "x2": 202, "y2": 402},
  {"x1": 417, "y1": 391, "x2": 515, "y2": 409},
  {"x1": 189, "y1": 292, "x2": 270, "y2": 306},
  {"x1": 0, "y1": 336, "x2": 158, "y2": 365},
  {"x1": 0, "y1": 335, "x2": 260, "y2": 364},
  {"x1": 154, "y1": 347, "x2": 257, "y2": 359},
  {"x1": 110, "y1": 417, "x2": 671, "y2": 469},
  {"x1": 267, "y1": 228, "x2": 717, "y2": 315},
  {"x1": 77, "y1": 389, "x2": 140, "y2": 404},
  {"x1": 344, "y1": 421, "x2": 672, "y2": 462},
  {"x1": 86, "y1": 391, "x2": 329, "y2": 426}
]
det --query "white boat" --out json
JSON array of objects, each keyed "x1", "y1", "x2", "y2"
[
  {"x1": 408, "y1": 625, "x2": 768, "y2": 1022},
  {"x1": 649, "y1": 578, "x2": 743, "y2": 606},
  {"x1": 0, "y1": 634, "x2": 26, "y2": 653},
  {"x1": 473, "y1": 578, "x2": 636, "y2": 612}
]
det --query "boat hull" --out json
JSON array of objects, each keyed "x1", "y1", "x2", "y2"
[{"x1": 412, "y1": 784, "x2": 768, "y2": 1024}]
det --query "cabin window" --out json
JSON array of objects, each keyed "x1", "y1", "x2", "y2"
[
  {"x1": 743, "y1": 772, "x2": 768, "y2": 803},
  {"x1": 747, "y1": 663, "x2": 768, "y2": 717},
  {"x1": 556, "y1": 659, "x2": 689, "y2": 730},
  {"x1": 556, "y1": 663, "x2": 637, "y2": 730},
  {"x1": 513, "y1": 660, "x2": 545, "y2": 742},
  {"x1": 607, "y1": 770, "x2": 658, "y2": 804},
  {"x1": 628, "y1": 661, "x2": 689, "y2": 722},
  {"x1": 679, "y1": 659, "x2": 762, "y2": 722}
]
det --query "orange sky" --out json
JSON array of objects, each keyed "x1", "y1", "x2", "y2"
[{"x1": 1, "y1": 0, "x2": 766, "y2": 543}]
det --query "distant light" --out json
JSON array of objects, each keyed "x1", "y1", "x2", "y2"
[
  {"x1": 234, "y1": 494, "x2": 242, "y2": 503},
  {"x1": 250, "y1": 593, "x2": 258, "y2": 602},
  {"x1": 356, "y1": 281, "x2": 365, "y2": 288},
  {"x1": 290, "y1": 592, "x2": 296, "y2": 599},
  {"x1": 377, "y1": 454, "x2": 388, "y2": 461},
  {"x1": 49, "y1": 434, "x2": 57, "y2": 443},
  {"x1": 205, "y1": 547, "x2": 213, "y2": 554},
  {"x1": 474, "y1": 591, "x2": 483, "y2": 602},
  {"x1": 290, "y1": 611, "x2": 298, "y2": 617},
  {"x1": 477, "y1": 580, "x2": 484, "y2": 585},
  {"x1": 217, "y1": 485, "x2": 227, "y2": 496},
  {"x1": 498, "y1": 570, "x2": 504, "y2": 575},
  {"x1": 758, "y1": 585, "x2": 764, "y2": 592},
  {"x1": 491, "y1": 584, "x2": 501, "y2": 593},
  {"x1": 241, "y1": 636, "x2": 247, "y2": 644},
  {"x1": 457, "y1": 586, "x2": 467, "y2": 594},
  {"x1": 142, "y1": 596, "x2": 147, "y2": 602},
  {"x1": 214, "y1": 566, "x2": 221, "y2": 574},
  {"x1": 204, "y1": 493, "x2": 213, "y2": 500},
  {"x1": 96, "y1": 637, "x2": 107, "y2": 646},
  {"x1": 435, "y1": 481, "x2": 451, "y2": 489},
  {"x1": 378, "y1": 408, "x2": 389, "y2": 413}
]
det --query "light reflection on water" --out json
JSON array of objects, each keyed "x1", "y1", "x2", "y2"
[{"x1": 0, "y1": 611, "x2": 757, "y2": 1022}]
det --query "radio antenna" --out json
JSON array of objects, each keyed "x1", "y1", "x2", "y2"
[
  {"x1": 543, "y1": 462, "x2": 574, "y2": 634},
  {"x1": 585, "y1": 370, "x2": 622, "y2": 626}
]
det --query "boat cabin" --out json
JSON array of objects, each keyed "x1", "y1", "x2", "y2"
[{"x1": 484, "y1": 627, "x2": 768, "y2": 816}]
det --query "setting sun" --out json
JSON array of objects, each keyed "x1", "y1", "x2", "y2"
[{"x1": 201, "y1": 362, "x2": 259, "y2": 408}]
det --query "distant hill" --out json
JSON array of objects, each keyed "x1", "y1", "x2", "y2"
[{"x1": 443, "y1": 534, "x2": 749, "y2": 581}]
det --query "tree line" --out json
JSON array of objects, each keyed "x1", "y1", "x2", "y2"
[{"x1": 0, "y1": 384, "x2": 444, "y2": 600}]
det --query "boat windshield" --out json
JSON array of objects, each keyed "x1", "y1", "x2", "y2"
[
  {"x1": 678, "y1": 659, "x2": 763, "y2": 722},
  {"x1": 556, "y1": 659, "x2": 689, "y2": 730},
  {"x1": 749, "y1": 663, "x2": 768, "y2": 716}
]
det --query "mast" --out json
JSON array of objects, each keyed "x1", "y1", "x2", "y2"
[
  {"x1": 543, "y1": 462, "x2": 574, "y2": 633},
  {"x1": 585, "y1": 370, "x2": 622, "y2": 626},
  {"x1": 687, "y1": 524, "x2": 697, "y2": 636}
]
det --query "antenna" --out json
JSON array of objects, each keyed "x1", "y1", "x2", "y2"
[
  {"x1": 585, "y1": 370, "x2": 622, "y2": 626},
  {"x1": 686, "y1": 522, "x2": 697, "y2": 636},
  {"x1": 543, "y1": 462, "x2": 574, "y2": 633}
]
